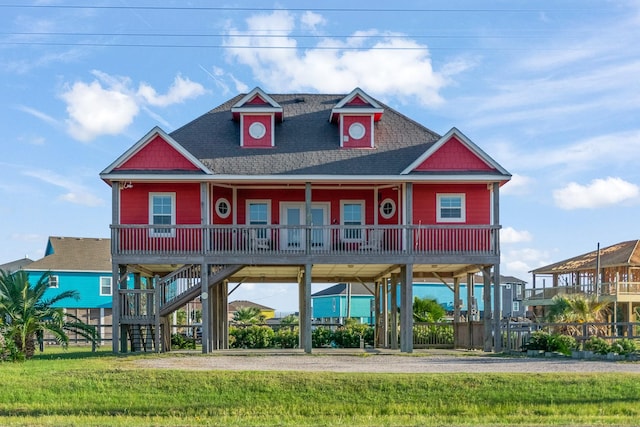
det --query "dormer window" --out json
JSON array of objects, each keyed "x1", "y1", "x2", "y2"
[
  {"x1": 231, "y1": 87, "x2": 283, "y2": 148},
  {"x1": 330, "y1": 88, "x2": 384, "y2": 149}
]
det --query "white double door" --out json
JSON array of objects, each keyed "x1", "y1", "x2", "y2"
[{"x1": 280, "y1": 202, "x2": 329, "y2": 250}]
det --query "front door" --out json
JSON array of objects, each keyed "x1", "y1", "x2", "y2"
[{"x1": 280, "y1": 203, "x2": 329, "y2": 250}]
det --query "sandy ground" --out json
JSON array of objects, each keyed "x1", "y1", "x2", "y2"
[{"x1": 133, "y1": 349, "x2": 640, "y2": 373}]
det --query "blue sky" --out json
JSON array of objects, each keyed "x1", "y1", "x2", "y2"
[{"x1": 1, "y1": 1, "x2": 639, "y2": 313}]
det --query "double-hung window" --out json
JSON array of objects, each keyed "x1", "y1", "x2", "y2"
[
  {"x1": 150, "y1": 193, "x2": 175, "y2": 237},
  {"x1": 248, "y1": 201, "x2": 270, "y2": 238},
  {"x1": 341, "y1": 201, "x2": 364, "y2": 241},
  {"x1": 100, "y1": 277, "x2": 112, "y2": 296},
  {"x1": 436, "y1": 194, "x2": 465, "y2": 223},
  {"x1": 48, "y1": 275, "x2": 59, "y2": 288}
]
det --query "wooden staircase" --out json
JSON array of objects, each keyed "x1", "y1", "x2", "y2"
[{"x1": 158, "y1": 264, "x2": 244, "y2": 317}]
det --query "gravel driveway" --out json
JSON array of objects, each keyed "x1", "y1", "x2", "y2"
[{"x1": 134, "y1": 350, "x2": 640, "y2": 373}]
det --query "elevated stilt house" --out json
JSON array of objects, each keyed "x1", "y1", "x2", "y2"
[
  {"x1": 527, "y1": 239, "x2": 640, "y2": 322},
  {"x1": 100, "y1": 87, "x2": 511, "y2": 353}
]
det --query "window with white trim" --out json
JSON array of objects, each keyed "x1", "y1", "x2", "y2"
[
  {"x1": 215, "y1": 198, "x2": 231, "y2": 219},
  {"x1": 100, "y1": 276, "x2": 112, "y2": 296},
  {"x1": 437, "y1": 194, "x2": 465, "y2": 223},
  {"x1": 512, "y1": 301, "x2": 520, "y2": 313},
  {"x1": 247, "y1": 201, "x2": 270, "y2": 239},
  {"x1": 341, "y1": 201, "x2": 364, "y2": 240},
  {"x1": 150, "y1": 193, "x2": 175, "y2": 236},
  {"x1": 48, "y1": 275, "x2": 59, "y2": 288},
  {"x1": 379, "y1": 198, "x2": 396, "y2": 219}
]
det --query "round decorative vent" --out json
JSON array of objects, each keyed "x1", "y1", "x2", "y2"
[
  {"x1": 249, "y1": 122, "x2": 266, "y2": 139},
  {"x1": 348, "y1": 122, "x2": 366, "y2": 140}
]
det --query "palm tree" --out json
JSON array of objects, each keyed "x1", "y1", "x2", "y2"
[
  {"x1": 232, "y1": 306, "x2": 265, "y2": 325},
  {"x1": 546, "y1": 294, "x2": 610, "y2": 336},
  {"x1": 413, "y1": 296, "x2": 445, "y2": 323},
  {"x1": 0, "y1": 269, "x2": 98, "y2": 358}
]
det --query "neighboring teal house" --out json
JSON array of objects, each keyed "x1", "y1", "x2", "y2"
[
  {"x1": 22, "y1": 236, "x2": 113, "y2": 342},
  {"x1": 312, "y1": 276, "x2": 526, "y2": 323}
]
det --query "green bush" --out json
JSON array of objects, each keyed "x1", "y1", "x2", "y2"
[
  {"x1": 524, "y1": 330, "x2": 551, "y2": 351},
  {"x1": 548, "y1": 334, "x2": 577, "y2": 355},
  {"x1": 524, "y1": 331, "x2": 577, "y2": 355},
  {"x1": 170, "y1": 333, "x2": 195, "y2": 350},
  {"x1": 312, "y1": 326, "x2": 333, "y2": 348},
  {"x1": 584, "y1": 336, "x2": 611, "y2": 355},
  {"x1": 332, "y1": 323, "x2": 373, "y2": 348},
  {"x1": 273, "y1": 327, "x2": 299, "y2": 348},
  {"x1": 610, "y1": 338, "x2": 637, "y2": 355},
  {"x1": 230, "y1": 325, "x2": 274, "y2": 349},
  {"x1": 0, "y1": 330, "x2": 25, "y2": 362}
]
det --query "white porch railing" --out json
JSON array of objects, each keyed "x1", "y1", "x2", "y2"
[{"x1": 110, "y1": 224, "x2": 500, "y2": 258}]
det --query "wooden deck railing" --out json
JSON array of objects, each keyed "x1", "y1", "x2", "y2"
[
  {"x1": 525, "y1": 281, "x2": 640, "y2": 301},
  {"x1": 110, "y1": 224, "x2": 499, "y2": 258}
]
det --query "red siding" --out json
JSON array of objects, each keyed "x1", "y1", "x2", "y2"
[
  {"x1": 247, "y1": 95, "x2": 268, "y2": 105},
  {"x1": 116, "y1": 135, "x2": 200, "y2": 171},
  {"x1": 346, "y1": 96, "x2": 368, "y2": 106},
  {"x1": 342, "y1": 115, "x2": 372, "y2": 148},
  {"x1": 212, "y1": 186, "x2": 234, "y2": 224},
  {"x1": 414, "y1": 136, "x2": 494, "y2": 172},
  {"x1": 120, "y1": 183, "x2": 201, "y2": 224},
  {"x1": 242, "y1": 115, "x2": 272, "y2": 148},
  {"x1": 234, "y1": 188, "x2": 379, "y2": 225},
  {"x1": 378, "y1": 188, "x2": 401, "y2": 225},
  {"x1": 413, "y1": 183, "x2": 490, "y2": 225}
]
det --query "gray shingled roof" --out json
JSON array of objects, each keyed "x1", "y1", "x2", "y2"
[
  {"x1": 0, "y1": 257, "x2": 33, "y2": 273},
  {"x1": 170, "y1": 93, "x2": 445, "y2": 176},
  {"x1": 23, "y1": 237, "x2": 111, "y2": 272},
  {"x1": 531, "y1": 240, "x2": 640, "y2": 274}
]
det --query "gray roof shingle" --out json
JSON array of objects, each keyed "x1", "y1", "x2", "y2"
[
  {"x1": 170, "y1": 93, "x2": 444, "y2": 176},
  {"x1": 23, "y1": 237, "x2": 111, "y2": 272}
]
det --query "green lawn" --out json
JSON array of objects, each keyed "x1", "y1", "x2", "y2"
[{"x1": 1, "y1": 348, "x2": 639, "y2": 426}]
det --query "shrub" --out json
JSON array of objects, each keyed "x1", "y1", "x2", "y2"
[
  {"x1": 170, "y1": 333, "x2": 195, "y2": 350},
  {"x1": 273, "y1": 327, "x2": 299, "y2": 348},
  {"x1": 230, "y1": 325, "x2": 274, "y2": 349},
  {"x1": 524, "y1": 330, "x2": 551, "y2": 351},
  {"x1": 584, "y1": 336, "x2": 611, "y2": 355},
  {"x1": 312, "y1": 326, "x2": 333, "y2": 348},
  {"x1": 548, "y1": 334, "x2": 577, "y2": 355},
  {"x1": 610, "y1": 338, "x2": 637, "y2": 356},
  {"x1": 332, "y1": 323, "x2": 373, "y2": 348},
  {"x1": 0, "y1": 330, "x2": 24, "y2": 362}
]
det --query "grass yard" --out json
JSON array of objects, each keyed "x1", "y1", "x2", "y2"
[{"x1": 1, "y1": 348, "x2": 639, "y2": 426}]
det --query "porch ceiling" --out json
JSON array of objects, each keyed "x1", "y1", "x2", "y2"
[{"x1": 127, "y1": 262, "x2": 488, "y2": 284}]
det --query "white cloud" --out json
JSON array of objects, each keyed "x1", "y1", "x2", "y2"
[
  {"x1": 493, "y1": 130, "x2": 640, "y2": 174},
  {"x1": 224, "y1": 11, "x2": 469, "y2": 106},
  {"x1": 501, "y1": 227, "x2": 533, "y2": 244},
  {"x1": 500, "y1": 173, "x2": 533, "y2": 196},
  {"x1": 61, "y1": 79, "x2": 139, "y2": 142},
  {"x1": 22, "y1": 169, "x2": 105, "y2": 207},
  {"x1": 553, "y1": 177, "x2": 639, "y2": 210},
  {"x1": 501, "y1": 247, "x2": 553, "y2": 282},
  {"x1": 137, "y1": 75, "x2": 206, "y2": 107},
  {"x1": 300, "y1": 11, "x2": 326, "y2": 32},
  {"x1": 60, "y1": 71, "x2": 206, "y2": 141},
  {"x1": 15, "y1": 105, "x2": 59, "y2": 126}
]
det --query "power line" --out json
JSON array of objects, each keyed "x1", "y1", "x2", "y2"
[
  {"x1": 0, "y1": 31, "x2": 579, "y2": 40},
  {"x1": 0, "y1": 41, "x2": 589, "y2": 51},
  {"x1": 0, "y1": 5, "x2": 602, "y2": 13}
]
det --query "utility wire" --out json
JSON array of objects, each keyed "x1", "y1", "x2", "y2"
[{"x1": 0, "y1": 5, "x2": 603, "y2": 12}]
